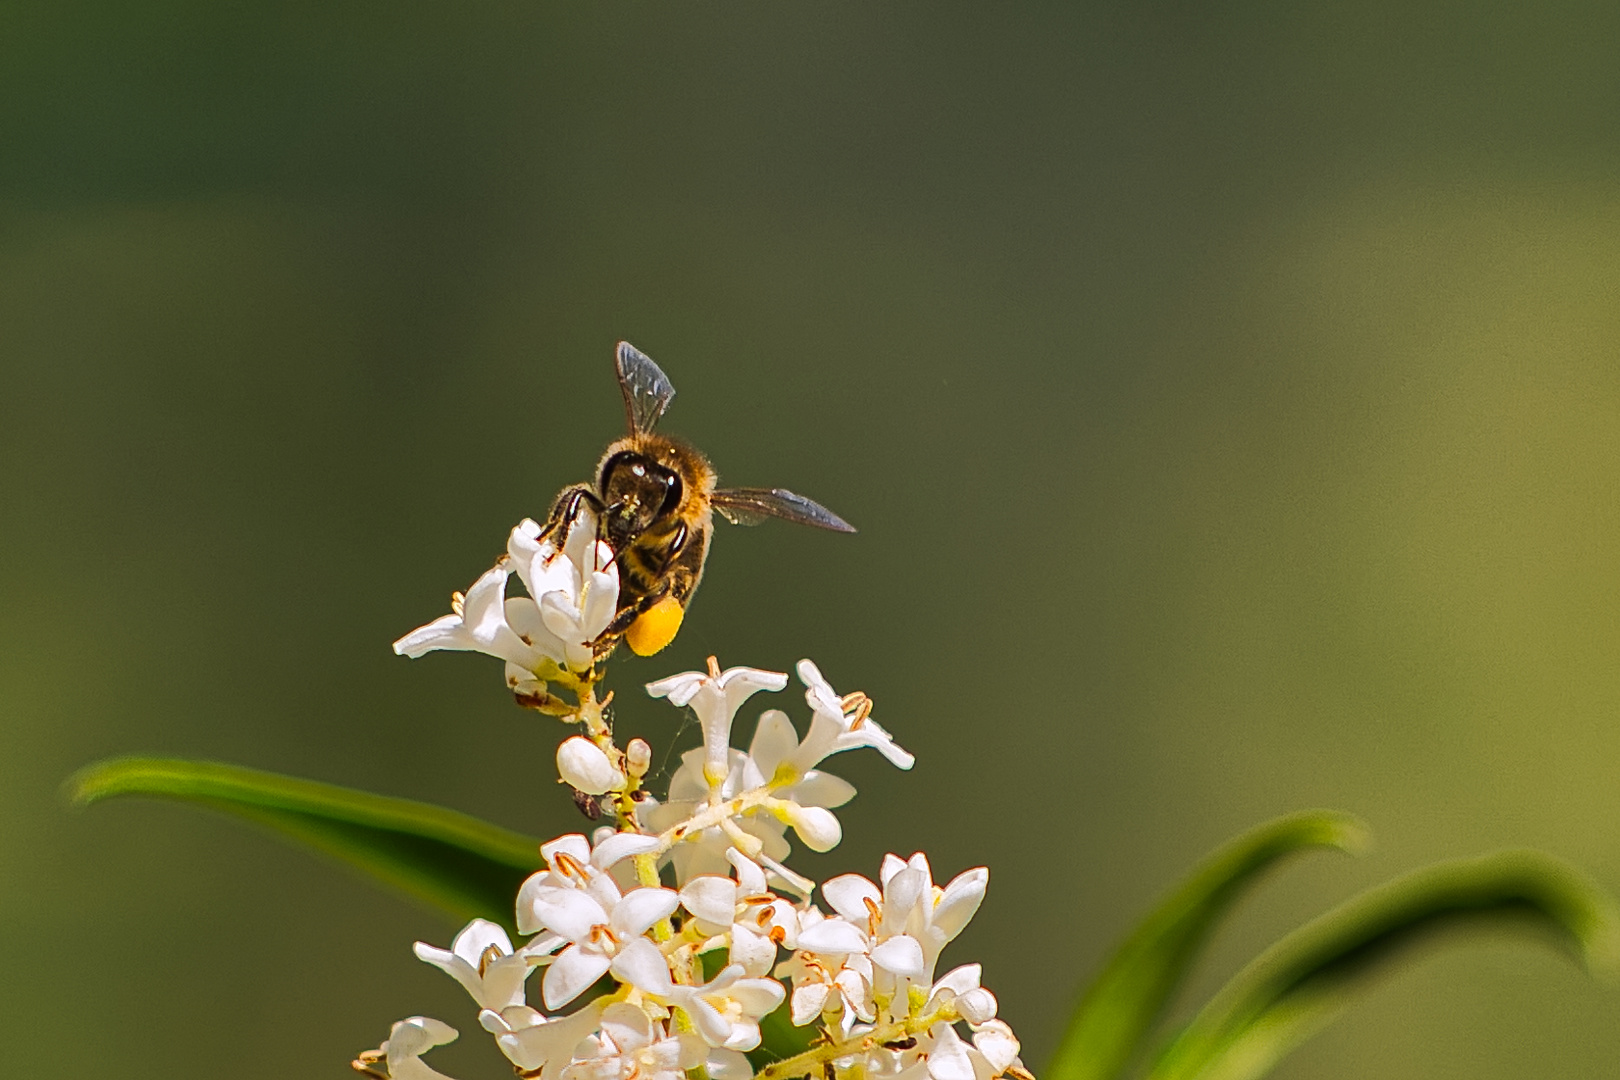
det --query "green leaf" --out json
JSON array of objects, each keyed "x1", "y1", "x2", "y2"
[
  {"x1": 1148, "y1": 849, "x2": 1620, "y2": 1080},
  {"x1": 68, "y1": 756, "x2": 544, "y2": 929},
  {"x1": 752, "y1": 993, "x2": 818, "y2": 1070},
  {"x1": 1046, "y1": 810, "x2": 1368, "y2": 1080}
]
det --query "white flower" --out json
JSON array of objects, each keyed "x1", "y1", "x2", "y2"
[
  {"x1": 648, "y1": 739, "x2": 859, "y2": 884},
  {"x1": 412, "y1": 918, "x2": 531, "y2": 1011},
  {"x1": 925, "y1": 964, "x2": 999, "y2": 1028},
  {"x1": 819, "y1": 854, "x2": 988, "y2": 1010},
  {"x1": 518, "y1": 833, "x2": 678, "y2": 1009},
  {"x1": 508, "y1": 513, "x2": 619, "y2": 672},
  {"x1": 357, "y1": 1016, "x2": 460, "y2": 1080},
  {"x1": 793, "y1": 660, "x2": 914, "y2": 771},
  {"x1": 561, "y1": 1002, "x2": 695, "y2": 1080},
  {"x1": 479, "y1": 1000, "x2": 606, "y2": 1080},
  {"x1": 776, "y1": 905, "x2": 876, "y2": 1033},
  {"x1": 644, "y1": 659, "x2": 913, "y2": 883},
  {"x1": 647, "y1": 662, "x2": 788, "y2": 790},
  {"x1": 517, "y1": 832, "x2": 662, "y2": 935},
  {"x1": 678, "y1": 849, "x2": 801, "y2": 976},
  {"x1": 609, "y1": 938, "x2": 786, "y2": 1052},
  {"x1": 889, "y1": 1017, "x2": 1022, "y2": 1080},
  {"x1": 393, "y1": 510, "x2": 618, "y2": 681}
]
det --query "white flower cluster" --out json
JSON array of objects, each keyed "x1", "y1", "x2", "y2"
[
  {"x1": 364, "y1": 526, "x2": 1029, "y2": 1080},
  {"x1": 392, "y1": 509, "x2": 618, "y2": 703}
]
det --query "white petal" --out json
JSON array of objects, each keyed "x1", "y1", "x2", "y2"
[
  {"x1": 496, "y1": 1001, "x2": 607, "y2": 1072},
  {"x1": 610, "y1": 937, "x2": 676, "y2": 996},
  {"x1": 879, "y1": 853, "x2": 908, "y2": 888},
  {"x1": 540, "y1": 588, "x2": 586, "y2": 641},
  {"x1": 724, "y1": 976, "x2": 786, "y2": 1017},
  {"x1": 481, "y1": 954, "x2": 535, "y2": 1011},
  {"x1": 541, "y1": 834, "x2": 594, "y2": 871},
  {"x1": 883, "y1": 867, "x2": 928, "y2": 928},
  {"x1": 729, "y1": 922, "x2": 778, "y2": 976},
  {"x1": 957, "y1": 988, "x2": 998, "y2": 1026},
  {"x1": 796, "y1": 919, "x2": 868, "y2": 956},
  {"x1": 599, "y1": 1001, "x2": 656, "y2": 1053},
  {"x1": 706, "y1": 1048, "x2": 754, "y2": 1080},
  {"x1": 679, "y1": 876, "x2": 739, "y2": 931},
  {"x1": 790, "y1": 983, "x2": 831, "y2": 1026},
  {"x1": 784, "y1": 770, "x2": 857, "y2": 809},
  {"x1": 478, "y1": 1005, "x2": 533, "y2": 1036},
  {"x1": 748, "y1": 709, "x2": 801, "y2": 780},
  {"x1": 726, "y1": 848, "x2": 769, "y2": 897},
  {"x1": 821, "y1": 875, "x2": 881, "y2": 925},
  {"x1": 926, "y1": 1024, "x2": 977, "y2": 1080},
  {"x1": 591, "y1": 831, "x2": 660, "y2": 869},
  {"x1": 542, "y1": 945, "x2": 612, "y2": 1009},
  {"x1": 506, "y1": 518, "x2": 547, "y2": 586},
  {"x1": 387, "y1": 1015, "x2": 459, "y2": 1058},
  {"x1": 506, "y1": 597, "x2": 569, "y2": 665},
  {"x1": 386, "y1": 1017, "x2": 460, "y2": 1080},
  {"x1": 646, "y1": 671, "x2": 708, "y2": 707},
  {"x1": 722, "y1": 1020, "x2": 762, "y2": 1052},
  {"x1": 931, "y1": 964, "x2": 983, "y2": 1001},
  {"x1": 720, "y1": 666, "x2": 790, "y2": 710},
  {"x1": 515, "y1": 876, "x2": 555, "y2": 936},
  {"x1": 411, "y1": 942, "x2": 482, "y2": 1003},
  {"x1": 870, "y1": 934, "x2": 926, "y2": 977},
  {"x1": 679, "y1": 993, "x2": 734, "y2": 1048},
  {"x1": 392, "y1": 613, "x2": 471, "y2": 658},
  {"x1": 932, "y1": 868, "x2": 989, "y2": 942},
  {"x1": 451, "y1": 919, "x2": 514, "y2": 964},
  {"x1": 843, "y1": 716, "x2": 914, "y2": 770},
  {"x1": 580, "y1": 570, "x2": 619, "y2": 639},
  {"x1": 611, "y1": 887, "x2": 681, "y2": 938},
  {"x1": 795, "y1": 659, "x2": 843, "y2": 718},
  {"x1": 531, "y1": 889, "x2": 610, "y2": 943},
  {"x1": 517, "y1": 934, "x2": 566, "y2": 961},
  {"x1": 971, "y1": 1021, "x2": 1021, "y2": 1073}
]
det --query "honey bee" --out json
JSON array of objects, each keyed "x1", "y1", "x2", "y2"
[{"x1": 543, "y1": 341, "x2": 855, "y2": 662}]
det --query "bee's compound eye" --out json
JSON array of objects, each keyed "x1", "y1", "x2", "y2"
[
  {"x1": 626, "y1": 596, "x2": 685, "y2": 656},
  {"x1": 659, "y1": 469, "x2": 684, "y2": 516},
  {"x1": 631, "y1": 463, "x2": 646, "y2": 478}
]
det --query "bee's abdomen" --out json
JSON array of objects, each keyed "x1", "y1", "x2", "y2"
[{"x1": 616, "y1": 540, "x2": 673, "y2": 598}]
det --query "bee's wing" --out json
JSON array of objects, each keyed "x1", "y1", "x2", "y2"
[
  {"x1": 712, "y1": 487, "x2": 857, "y2": 532},
  {"x1": 615, "y1": 341, "x2": 677, "y2": 434}
]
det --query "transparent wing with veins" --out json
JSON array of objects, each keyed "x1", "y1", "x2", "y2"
[
  {"x1": 615, "y1": 341, "x2": 677, "y2": 434},
  {"x1": 711, "y1": 487, "x2": 857, "y2": 532}
]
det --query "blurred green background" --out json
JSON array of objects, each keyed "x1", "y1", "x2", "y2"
[{"x1": 6, "y1": 2, "x2": 1620, "y2": 1077}]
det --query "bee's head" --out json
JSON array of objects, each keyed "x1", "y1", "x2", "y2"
[{"x1": 597, "y1": 447, "x2": 684, "y2": 546}]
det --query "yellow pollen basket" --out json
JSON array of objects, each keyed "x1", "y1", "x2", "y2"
[{"x1": 626, "y1": 596, "x2": 685, "y2": 656}]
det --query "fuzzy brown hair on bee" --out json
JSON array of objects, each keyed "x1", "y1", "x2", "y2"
[{"x1": 539, "y1": 342, "x2": 855, "y2": 663}]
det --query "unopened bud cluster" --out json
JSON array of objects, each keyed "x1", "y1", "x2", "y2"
[{"x1": 362, "y1": 507, "x2": 1029, "y2": 1080}]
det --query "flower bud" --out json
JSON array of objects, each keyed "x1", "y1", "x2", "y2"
[
  {"x1": 625, "y1": 738, "x2": 652, "y2": 780},
  {"x1": 781, "y1": 803, "x2": 842, "y2": 852},
  {"x1": 556, "y1": 736, "x2": 623, "y2": 795},
  {"x1": 957, "y1": 987, "x2": 998, "y2": 1025}
]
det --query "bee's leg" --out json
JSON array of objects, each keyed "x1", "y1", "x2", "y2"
[
  {"x1": 599, "y1": 579, "x2": 671, "y2": 642},
  {"x1": 544, "y1": 484, "x2": 605, "y2": 539}
]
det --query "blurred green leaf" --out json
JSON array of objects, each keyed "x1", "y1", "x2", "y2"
[
  {"x1": 1148, "y1": 849, "x2": 1620, "y2": 1080},
  {"x1": 752, "y1": 994, "x2": 817, "y2": 1069},
  {"x1": 68, "y1": 756, "x2": 543, "y2": 930},
  {"x1": 1046, "y1": 810, "x2": 1368, "y2": 1080}
]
